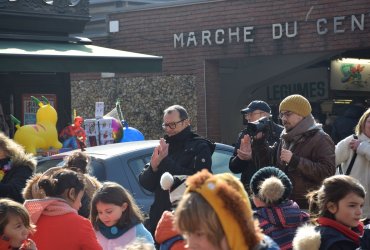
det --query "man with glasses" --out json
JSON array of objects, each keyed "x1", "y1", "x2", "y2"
[
  {"x1": 245, "y1": 94, "x2": 335, "y2": 209},
  {"x1": 229, "y1": 100, "x2": 283, "y2": 192},
  {"x1": 139, "y1": 105, "x2": 214, "y2": 237}
]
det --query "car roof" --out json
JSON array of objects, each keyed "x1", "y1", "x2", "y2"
[
  {"x1": 38, "y1": 140, "x2": 160, "y2": 161},
  {"x1": 37, "y1": 140, "x2": 234, "y2": 162}
]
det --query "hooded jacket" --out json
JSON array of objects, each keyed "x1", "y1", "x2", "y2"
[
  {"x1": 24, "y1": 198, "x2": 102, "y2": 250},
  {"x1": 0, "y1": 153, "x2": 36, "y2": 203},
  {"x1": 292, "y1": 218, "x2": 363, "y2": 250},
  {"x1": 155, "y1": 211, "x2": 187, "y2": 250},
  {"x1": 139, "y1": 126, "x2": 214, "y2": 235},
  {"x1": 255, "y1": 200, "x2": 309, "y2": 250}
]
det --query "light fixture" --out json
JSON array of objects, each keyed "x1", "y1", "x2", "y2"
[{"x1": 337, "y1": 58, "x2": 370, "y2": 64}]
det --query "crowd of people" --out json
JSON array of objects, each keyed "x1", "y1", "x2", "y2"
[{"x1": 0, "y1": 96, "x2": 368, "y2": 250}]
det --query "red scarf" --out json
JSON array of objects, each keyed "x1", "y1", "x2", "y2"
[{"x1": 317, "y1": 217, "x2": 364, "y2": 244}]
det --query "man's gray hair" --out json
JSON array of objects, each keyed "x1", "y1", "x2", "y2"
[{"x1": 164, "y1": 105, "x2": 188, "y2": 120}]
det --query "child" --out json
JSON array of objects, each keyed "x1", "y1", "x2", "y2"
[
  {"x1": 155, "y1": 172, "x2": 187, "y2": 250},
  {"x1": 24, "y1": 169, "x2": 102, "y2": 250},
  {"x1": 293, "y1": 175, "x2": 365, "y2": 250},
  {"x1": 174, "y1": 169, "x2": 279, "y2": 250},
  {"x1": 0, "y1": 198, "x2": 37, "y2": 250},
  {"x1": 90, "y1": 182, "x2": 154, "y2": 249},
  {"x1": 250, "y1": 166, "x2": 309, "y2": 250},
  {"x1": 23, "y1": 151, "x2": 101, "y2": 218}
]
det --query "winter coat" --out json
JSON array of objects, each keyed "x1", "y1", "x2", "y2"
[
  {"x1": 359, "y1": 224, "x2": 370, "y2": 250},
  {"x1": 139, "y1": 126, "x2": 214, "y2": 235},
  {"x1": 96, "y1": 223, "x2": 154, "y2": 250},
  {"x1": 254, "y1": 200, "x2": 309, "y2": 250},
  {"x1": 254, "y1": 115, "x2": 335, "y2": 209},
  {"x1": 155, "y1": 211, "x2": 187, "y2": 250},
  {"x1": 331, "y1": 105, "x2": 365, "y2": 144},
  {"x1": 24, "y1": 198, "x2": 102, "y2": 250},
  {"x1": 292, "y1": 218, "x2": 363, "y2": 250},
  {"x1": 229, "y1": 121, "x2": 283, "y2": 192},
  {"x1": 22, "y1": 166, "x2": 102, "y2": 218},
  {"x1": 0, "y1": 153, "x2": 36, "y2": 203},
  {"x1": 335, "y1": 133, "x2": 370, "y2": 219},
  {"x1": 255, "y1": 235, "x2": 281, "y2": 250}
]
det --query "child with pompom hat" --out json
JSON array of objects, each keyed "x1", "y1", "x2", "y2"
[
  {"x1": 174, "y1": 169, "x2": 279, "y2": 250},
  {"x1": 250, "y1": 166, "x2": 309, "y2": 250}
]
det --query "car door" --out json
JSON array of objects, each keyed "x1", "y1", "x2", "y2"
[{"x1": 109, "y1": 148, "x2": 154, "y2": 215}]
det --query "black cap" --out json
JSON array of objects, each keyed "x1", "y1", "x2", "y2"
[{"x1": 241, "y1": 100, "x2": 271, "y2": 114}]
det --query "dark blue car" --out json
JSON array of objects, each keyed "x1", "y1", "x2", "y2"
[{"x1": 36, "y1": 140, "x2": 236, "y2": 214}]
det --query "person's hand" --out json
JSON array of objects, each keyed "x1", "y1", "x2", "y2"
[
  {"x1": 20, "y1": 239, "x2": 37, "y2": 250},
  {"x1": 280, "y1": 148, "x2": 293, "y2": 165},
  {"x1": 237, "y1": 135, "x2": 252, "y2": 160},
  {"x1": 349, "y1": 138, "x2": 360, "y2": 151},
  {"x1": 150, "y1": 138, "x2": 169, "y2": 171}
]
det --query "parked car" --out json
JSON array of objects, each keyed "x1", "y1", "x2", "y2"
[{"x1": 36, "y1": 140, "x2": 236, "y2": 214}]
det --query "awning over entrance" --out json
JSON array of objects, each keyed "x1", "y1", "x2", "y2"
[{"x1": 0, "y1": 40, "x2": 162, "y2": 73}]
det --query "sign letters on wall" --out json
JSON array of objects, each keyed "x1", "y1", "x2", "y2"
[{"x1": 174, "y1": 13, "x2": 367, "y2": 48}]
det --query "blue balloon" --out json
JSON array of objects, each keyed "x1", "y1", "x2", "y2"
[{"x1": 120, "y1": 121, "x2": 144, "y2": 142}]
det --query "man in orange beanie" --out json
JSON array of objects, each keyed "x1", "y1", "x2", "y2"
[{"x1": 243, "y1": 94, "x2": 335, "y2": 209}]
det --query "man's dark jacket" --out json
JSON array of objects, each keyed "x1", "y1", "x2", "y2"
[
  {"x1": 139, "y1": 126, "x2": 214, "y2": 235},
  {"x1": 331, "y1": 105, "x2": 365, "y2": 144},
  {"x1": 229, "y1": 121, "x2": 283, "y2": 191}
]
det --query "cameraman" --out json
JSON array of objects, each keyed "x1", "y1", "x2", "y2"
[{"x1": 229, "y1": 100, "x2": 283, "y2": 192}]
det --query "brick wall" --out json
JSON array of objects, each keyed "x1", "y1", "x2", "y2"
[{"x1": 72, "y1": 0, "x2": 370, "y2": 141}]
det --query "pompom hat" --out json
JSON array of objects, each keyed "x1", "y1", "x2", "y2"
[
  {"x1": 160, "y1": 172, "x2": 187, "y2": 204},
  {"x1": 185, "y1": 169, "x2": 262, "y2": 249},
  {"x1": 279, "y1": 94, "x2": 312, "y2": 117},
  {"x1": 250, "y1": 166, "x2": 293, "y2": 205}
]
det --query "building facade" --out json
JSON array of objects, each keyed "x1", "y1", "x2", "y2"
[{"x1": 72, "y1": 0, "x2": 370, "y2": 144}]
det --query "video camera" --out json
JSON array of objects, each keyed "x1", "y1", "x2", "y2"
[{"x1": 243, "y1": 116, "x2": 273, "y2": 137}]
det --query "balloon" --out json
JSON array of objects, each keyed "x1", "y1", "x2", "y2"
[
  {"x1": 13, "y1": 96, "x2": 62, "y2": 155},
  {"x1": 120, "y1": 121, "x2": 144, "y2": 142},
  {"x1": 101, "y1": 117, "x2": 123, "y2": 143},
  {"x1": 111, "y1": 118, "x2": 123, "y2": 143}
]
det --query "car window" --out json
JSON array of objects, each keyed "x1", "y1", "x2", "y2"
[
  {"x1": 212, "y1": 149, "x2": 241, "y2": 178},
  {"x1": 36, "y1": 159, "x2": 64, "y2": 173},
  {"x1": 90, "y1": 158, "x2": 107, "y2": 181},
  {"x1": 127, "y1": 156, "x2": 153, "y2": 196}
]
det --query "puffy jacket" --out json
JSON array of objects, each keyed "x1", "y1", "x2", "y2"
[
  {"x1": 155, "y1": 211, "x2": 186, "y2": 250},
  {"x1": 0, "y1": 153, "x2": 36, "y2": 203}
]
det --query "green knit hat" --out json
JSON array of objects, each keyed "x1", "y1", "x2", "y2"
[{"x1": 279, "y1": 94, "x2": 312, "y2": 117}]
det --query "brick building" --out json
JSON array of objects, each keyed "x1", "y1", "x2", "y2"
[{"x1": 72, "y1": 0, "x2": 370, "y2": 144}]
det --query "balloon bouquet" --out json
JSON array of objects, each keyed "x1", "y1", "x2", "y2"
[{"x1": 104, "y1": 100, "x2": 144, "y2": 143}]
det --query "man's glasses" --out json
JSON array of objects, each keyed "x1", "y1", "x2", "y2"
[
  {"x1": 279, "y1": 111, "x2": 293, "y2": 119},
  {"x1": 162, "y1": 119, "x2": 186, "y2": 129}
]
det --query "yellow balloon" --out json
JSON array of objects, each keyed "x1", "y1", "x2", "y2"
[{"x1": 14, "y1": 99, "x2": 62, "y2": 155}]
